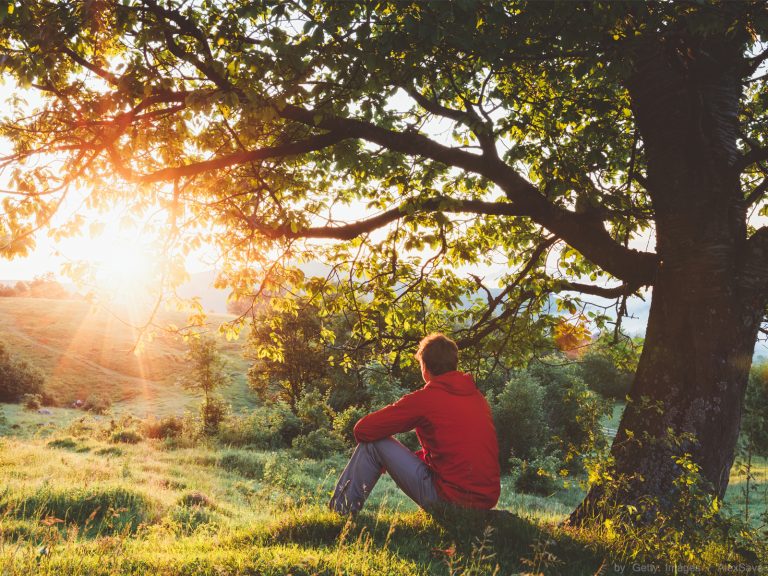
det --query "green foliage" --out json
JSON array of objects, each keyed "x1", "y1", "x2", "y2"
[
  {"x1": 0, "y1": 485, "x2": 153, "y2": 536},
  {"x1": 0, "y1": 342, "x2": 45, "y2": 403},
  {"x1": 333, "y1": 404, "x2": 367, "y2": 444},
  {"x1": 246, "y1": 298, "x2": 336, "y2": 408},
  {"x1": 180, "y1": 334, "x2": 231, "y2": 434},
  {"x1": 295, "y1": 389, "x2": 334, "y2": 432},
  {"x1": 110, "y1": 428, "x2": 142, "y2": 444},
  {"x1": 489, "y1": 372, "x2": 548, "y2": 468},
  {"x1": 577, "y1": 352, "x2": 632, "y2": 401},
  {"x1": 82, "y1": 394, "x2": 111, "y2": 415},
  {"x1": 530, "y1": 360, "x2": 611, "y2": 473},
  {"x1": 199, "y1": 395, "x2": 229, "y2": 435},
  {"x1": 510, "y1": 453, "x2": 562, "y2": 496},
  {"x1": 218, "y1": 449, "x2": 265, "y2": 479},
  {"x1": 743, "y1": 364, "x2": 768, "y2": 456},
  {"x1": 291, "y1": 429, "x2": 347, "y2": 460},
  {"x1": 580, "y1": 449, "x2": 766, "y2": 571},
  {"x1": 218, "y1": 402, "x2": 302, "y2": 449},
  {"x1": 362, "y1": 362, "x2": 410, "y2": 410},
  {"x1": 181, "y1": 334, "x2": 231, "y2": 397},
  {"x1": 488, "y1": 360, "x2": 609, "y2": 483},
  {"x1": 166, "y1": 503, "x2": 219, "y2": 536}
]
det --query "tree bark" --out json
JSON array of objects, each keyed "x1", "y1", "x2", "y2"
[{"x1": 571, "y1": 29, "x2": 764, "y2": 523}]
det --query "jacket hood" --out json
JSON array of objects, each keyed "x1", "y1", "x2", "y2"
[{"x1": 426, "y1": 371, "x2": 477, "y2": 396}]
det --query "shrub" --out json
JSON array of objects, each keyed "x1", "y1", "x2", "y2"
[
  {"x1": 295, "y1": 389, "x2": 334, "y2": 432},
  {"x1": 489, "y1": 373, "x2": 549, "y2": 470},
  {"x1": 200, "y1": 395, "x2": 228, "y2": 434},
  {"x1": 578, "y1": 352, "x2": 632, "y2": 400},
  {"x1": 530, "y1": 360, "x2": 610, "y2": 473},
  {"x1": 22, "y1": 393, "x2": 42, "y2": 410},
  {"x1": 110, "y1": 428, "x2": 142, "y2": 444},
  {"x1": 166, "y1": 504, "x2": 218, "y2": 535},
  {"x1": 141, "y1": 415, "x2": 184, "y2": 439},
  {"x1": 218, "y1": 403, "x2": 301, "y2": 449},
  {"x1": 83, "y1": 394, "x2": 112, "y2": 415},
  {"x1": 0, "y1": 343, "x2": 45, "y2": 402},
  {"x1": 332, "y1": 404, "x2": 367, "y2": 444},
  {"x1": 292, "y1": 429, "x2": 346, "y2": 459},
  {"x1": 362, "y1": 362, "x2": 408, "y2": 410},
  {"x1": 178, "y1": 491, "x2": 215, "y2": 509},
  {"x1": 743, "y1": 364, "x2": 768, "y2": 456},
  {"x1": 511, "y1": 453, "x2": 561, "y2": 495}
]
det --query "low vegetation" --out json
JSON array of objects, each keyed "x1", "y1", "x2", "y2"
[{"x1": 0, "y1": 393, "x2": 764, "y2": 575}]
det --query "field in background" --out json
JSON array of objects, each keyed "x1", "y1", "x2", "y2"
[{"x1": 0, "y1": 297, "x2": 254, "y2": 415}]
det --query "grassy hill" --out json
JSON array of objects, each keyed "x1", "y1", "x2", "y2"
[{"x1": 0, "y1": 297, "x2": 255, "y2": 415}]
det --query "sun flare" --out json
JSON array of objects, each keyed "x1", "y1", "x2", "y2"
[
  {"x1": 57, "y1": 204, "x2": 169, "y2": 307},
  {"x1": 92, "y1": 242, "x2": 159, "y2": 301}
]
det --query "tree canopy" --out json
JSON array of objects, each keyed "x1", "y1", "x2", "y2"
[
  {"x1": 0, "y1": 1, "x2": 675, "y2": 356},
  {"x1": 3, "y1": 0, "x2": 768, "y2": 514}
]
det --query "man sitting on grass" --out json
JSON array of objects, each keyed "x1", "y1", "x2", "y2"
[{"x1": 329, "y1": 333, "x2": 500, "y2": 515}]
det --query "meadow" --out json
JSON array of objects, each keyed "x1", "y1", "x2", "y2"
[{"x1": 0, "y1": 298, "x2": 765, "y2": 575}]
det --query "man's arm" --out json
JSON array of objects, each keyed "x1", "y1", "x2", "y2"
[{"x1": 353, "y1": 389, "x2": 426, "y2": 443}]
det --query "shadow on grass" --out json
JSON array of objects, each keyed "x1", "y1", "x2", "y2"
[{"x1": 259, "y1": 503, "x2": 607, "y2": 575}]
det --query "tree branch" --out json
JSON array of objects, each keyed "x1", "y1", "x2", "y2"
[
  {"x1": 746, "y1": 176, "x2": 768, "y2": 207},
  {"x1": 560, "y1": 281, "x2": 640, "y2": 298},
  {"x1": 61, "y1": 47, "x2": 121, "y2": 86},
  {"x1": 736, "y1": 146, "x2": 768, "y2": 174},
  {"x1": 277, "y1": 103, "x2": 658, "y2": 286},
  {"x1": 130, "y1": 0, "x2": 658, "y2": 287},
  {"x1": 247, "y1": 196, "x2": 526, "y2": 240},
  {"x1": 107, "y1": 131, "x2": 347, "y2": 182}
]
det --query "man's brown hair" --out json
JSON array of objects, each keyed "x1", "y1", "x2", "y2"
[{"x1": 415, "y1": 333, "x2": 459, "y2": 376}]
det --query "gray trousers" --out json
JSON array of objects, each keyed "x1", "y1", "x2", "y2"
[{"x1": 329, "y1": 437, "x2": 441, "y2": 514}]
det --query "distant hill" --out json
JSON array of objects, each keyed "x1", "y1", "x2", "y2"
[
  {"x1": 0, "y1": 298, "x2": 254, "y2": 416},
  {"x1": 177, "y1": 270, "x2": 231, "y2": 314}
]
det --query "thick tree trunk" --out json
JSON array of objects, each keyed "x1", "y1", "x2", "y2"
[{"x1": 571, "y1": 30, "x2": 765, "y2": 524}]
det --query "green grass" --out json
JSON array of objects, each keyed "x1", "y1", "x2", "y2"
[
  {"x1": 0, "y1": 416, "x2": 611, "y2": 575},
  {"x1": 0, "y1": 408, "x2": 764, "y2": 575}
]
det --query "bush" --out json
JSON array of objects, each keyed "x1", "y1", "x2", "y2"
[
  {"x1": 295, "y1": 389, "x2": 334, "y2": 432},
  {"x1": 578, "y1": 352, "x2": 632, "y2": 400},
  {"x1": 0, "y1": 343, "x2": 45, "y2": 402},
  {"x1": 332, "y1": 405, "x2": 367, "y2": 444},
  {"x1": 362, "y1": 362, "x2": 408, "y2": 410},
  {"x1": 200, "y1": 395, "x2": 228, "y2": 434},
  {"x1": 511, "y1": 453, "x2": 561, "y2": 495},
  {"x1": 110, "y1": 428, "x2": 142, "y2": 444},
  {"x1": 83, "y1": 394, "x2": 112, "y2": 414},
  {"x1": 218, "y1": 403, "x2": 301, "y2": 449},
  {"x1": 141, "y1": 415, "x2": 184, "y2": 439},
  {"x1": 291, "y1": 429, "x2": 346, "y2": 459},
  {"x1": 22, "y1": 393, "x2": 42, "y2": 410},
  {"x1": 489, "y1": 373, "x2": 549, "y2": 470},
  {"x1": 166, "y1": 504, "x2": 218, "y2": 535},
  {"x1": 743, "y1": 364, "x2": 768, "y2": 456},
  {"x1": 530, "y1": 360, "x2": 610, "y2": 473}
]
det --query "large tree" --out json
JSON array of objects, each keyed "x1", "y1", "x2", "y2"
[{"x1": 2, "y1": 1, "x2": 768, "y2": 520}]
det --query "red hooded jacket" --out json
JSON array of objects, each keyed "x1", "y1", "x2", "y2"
[{"x1": 353, "y1": 371, "x2": 500, "y2": 509}]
